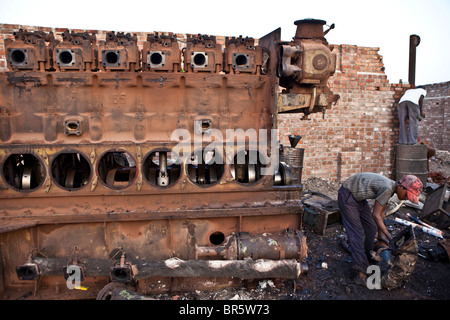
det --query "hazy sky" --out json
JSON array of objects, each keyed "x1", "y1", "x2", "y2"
[{"x1": 1, "y1": 0, "x2": 449, "y2": 85}]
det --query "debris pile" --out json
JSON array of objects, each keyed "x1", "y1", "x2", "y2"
[{"x1": 428, "y1": 150, "x2": 450, "y2": 184}]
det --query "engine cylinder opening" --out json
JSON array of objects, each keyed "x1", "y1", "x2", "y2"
[
  {"x1": 106, "y1": 52, "x2": 118, "y2": 64},
  {"x1": 231, "y1": 150, "x2": 267, "y2": 184},
  {"x1": 142, "y1": 150, "x2": 181, "y2": 188},
  {"x1": 51, "y1": 152, "x2": 91, "y2": 190},
  {"x1": 97, "y1": 151, "x2": 136, "y2": 190},
  {"x1": 192, "y1": 52, "x2": 207, "y2": 68},
  {"x1": 103, "y1": 50, "x2": 120, "y2": 66},
  {"x1": 58, "y1": 50, "x2": 73, "y2": 65},
  {"x1": 10, "y1": 49, "x2": 26, "y2": 64},
  {"x1": 235, "y1": 54, "x2": 248, "y2": 66},
  {"x1": 2, "y1": 153, "x2": 45, "y2": 191},
  {"x1": 209, "y1": 231, "x2": 225, "y2": 245},
  {"x1": 187, "y1": 148, "x2": 224, "y2": 186},
  {"x1": 150, "y1": 52, "x2": 163, "y2": 65}
]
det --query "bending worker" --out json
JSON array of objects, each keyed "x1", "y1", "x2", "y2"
[
  {"x1": 338, "y1": 172, "x2": 423, "y2": 285},
  {"x1": 398, "y1": 86, "x2": 427, "y2": 145}
]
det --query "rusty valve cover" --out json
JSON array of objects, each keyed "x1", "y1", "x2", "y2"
[
  {"x1": 183, "y1": 34, "x2": 223, "y2": 73},
  {"x1": 5, "y1": 29, "x2": 54, "y2": 71},
  {"x1": 142, "y1": 33, "x2": 181, "y2": 72},
  {"x1": 223, "y1": 36, "x2": 265, "y2": 75},
  {"x1": 98, "y1": 31, "x2": 140, "y2": 71},
  {"x1": 52, "y1": 29, "x2": 98, "y2": 71}
]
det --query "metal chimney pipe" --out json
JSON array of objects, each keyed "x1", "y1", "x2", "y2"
[{"x1": 408, "y1": 34, "x2": 420, "y2": 86}]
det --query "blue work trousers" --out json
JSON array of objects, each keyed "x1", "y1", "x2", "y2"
[
  {"x1": 398, "y1": 101, "x2": 420, "y2": 144},
  {"x1": 338, "y1": 185, "x2": 378, "y2": 273}
]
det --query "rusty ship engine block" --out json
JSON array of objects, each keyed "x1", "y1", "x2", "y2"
[{"x1": 0, "y1": 19, "x2": 337, "y2": 299}]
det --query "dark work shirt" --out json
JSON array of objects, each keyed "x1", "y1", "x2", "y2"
[{"x1": 342, "y1": 172, "x2": 396, "y2": 206}]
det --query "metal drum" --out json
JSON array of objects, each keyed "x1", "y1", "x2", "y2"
[
  {"x1": 396, "y1": 143, "x2": 427, "y2": 185},
  {"x1": 280, "y1": 146, "x2": 305, "y2": 185}
]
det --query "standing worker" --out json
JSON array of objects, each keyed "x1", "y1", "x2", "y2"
[
  {"x1": 398, "y1": 86, "x2": 427, "y2": 144},
  {"x1": 338, "y1": 172, "x2": 423, "y2": 286}
]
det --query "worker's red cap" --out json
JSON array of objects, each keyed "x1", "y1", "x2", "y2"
[{"x1": 399, "y1": 175, "x2": 423, "y2": 204}]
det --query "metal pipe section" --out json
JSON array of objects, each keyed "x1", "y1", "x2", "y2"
[
  {"x1": 408, "y1": 34, "x2": 420, "y2": 86},
  {"x1": 17, "y1": 230, "x2": 308, "y2": 282},
  {"x1": 29, "y1": 257, "x2": 307, "y2": 280},
  {"x1": 195, "y1": 230, "x2": 307, "y2": 261}
]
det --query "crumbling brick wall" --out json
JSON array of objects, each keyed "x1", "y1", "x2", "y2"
[{"x1": 0, "y1": 23, "x2": 446, "y2": 182}]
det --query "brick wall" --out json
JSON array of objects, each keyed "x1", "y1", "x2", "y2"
[
  {"x1": 0, "y1": 23, "x2": 447, "y2": 182},
  {"x1": 420, "y1": 81, "x2": 450, "y2": 151}
]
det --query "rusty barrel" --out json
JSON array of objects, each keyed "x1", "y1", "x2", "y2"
[
  {"x1": 396, "y1": 143, "x2": 427, "y2": 186},
  {"x1": 280, "y1": 146, "x2": 304, "y2": 185}
]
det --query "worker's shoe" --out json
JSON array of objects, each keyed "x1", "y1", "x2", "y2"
[{"x1": 351, "y1": 271, "x2": 367, "y2": 288}]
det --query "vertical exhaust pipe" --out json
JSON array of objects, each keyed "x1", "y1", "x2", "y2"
[{"x1": 408, "y1": 34, "x2": 420, "y2": 86}]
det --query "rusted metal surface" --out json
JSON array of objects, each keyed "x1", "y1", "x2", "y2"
[
  {"x1": 195, "y1": 230, "x2": 307, "y2": 260},
  {"x1": 52, "y1": 30, "x2": 97, "y2": 72},
  {"x1": 277, "y1": 19, "x2": 339, "y2": 115},
  {"x1": 29, "y1": 256, "x2": 307, "y2": 280},
  {"x1": 142, "y1": 33, "x2": 181, "y2": 73},
  {"x1": 0, "y1": 19, "x2": 338, "y2": 299},
  {"x1": 183, "y1": 34, "x2": 223, "y2": 73},
  {"x1": 223, "y1": 36, "x2": 265, "y2": 75},
  {"x1": 98, "y1": 32, "x2": 140, "y2": 71},
  {"x1": 5, "y1": 29, "x2": 54, "y2": 72}
]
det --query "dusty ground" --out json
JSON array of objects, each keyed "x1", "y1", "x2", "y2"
[
  {"x1": 428, "y1": 150, "x2": 450, "y2": 183},
  {"x1": 146, "y1": 150, "x2": 450, "y2": 301}
]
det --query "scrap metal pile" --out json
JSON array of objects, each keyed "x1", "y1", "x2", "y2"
[{"x1": 0, "y1": 19, "x2": 338, "y2": 299}]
